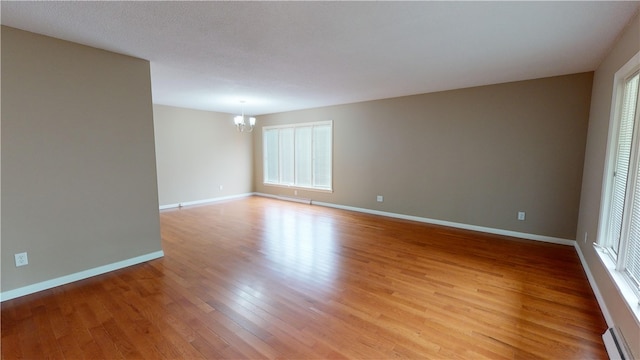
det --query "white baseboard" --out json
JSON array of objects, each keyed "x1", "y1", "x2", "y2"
[
  {"x1": 159, "y1": 192, "x2": 254, "y2": 210},
  {"x1": 573, "y1": 243, "x2": 614, "y2": 327},
  {"x1": 308, "y1": 200, "x2": 575, "y2": 246},
  {"x1": 255, "y1": 193, "x2": 617, "y2": 329},
  {"x1": 0, "y1": 250, "x2": 165, "y2": 302}
]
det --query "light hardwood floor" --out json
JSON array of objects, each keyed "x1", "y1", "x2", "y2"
[{"x1": 2, "y1": 196, "x2": 607, "y2": 359}]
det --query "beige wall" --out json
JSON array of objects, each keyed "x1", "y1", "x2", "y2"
[
  {"x1": 1, "y1": 23, "x2": 3, "y2": 287},
  {"x1": 153, "y1": 104, "x2": 253, "y2": 206},
  {"x1": 255, "y1": 73, "x2": 593, "y2": 240},
  {"x1": 576, "y1": 12, "x2": 640, "y2": 358},
  {"x1": 1, "y1": 27, "x2": 162, "y2": 292}
]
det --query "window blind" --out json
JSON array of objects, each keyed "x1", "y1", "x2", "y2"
[
  {"x1": 627, "y1": 152, "x2": 640, "y2": 289},
  {"x1": 295, "y1": 127, "x2": 313, "y2": 187},
  {"x1": 608, "y1": 73, "x2": 639, "y2": 255},
  {"x1": 313, "y1": 124, "x2": 332, "y2": 189},
  {"x1": 263, "y1": 121, "x2": 333, "y2": 191},
  {"x1": 279, "y1": 128, "x2": 295, "y2": 185},
  {"x1": 264, "y1": 129, "x2": 279, "y2": 184},
  {"x1": 604, "y1": 70, "x2": 640, "y2": 295},
  {"x1": 621, "y1": 73, "x2": 640, "y2": 289}
]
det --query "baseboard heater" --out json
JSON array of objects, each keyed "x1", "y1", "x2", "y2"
[
  {"x1": 603, "y1": 327, "x2": 634, "y2": 360},
  {"x1": 274, "y1": 195, "x2": 312, "y2": 205}
]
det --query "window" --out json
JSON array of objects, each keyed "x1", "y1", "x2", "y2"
[
  {"x1": 263, "y1": 121, "x2": 332, "y2": 191},
  {"x1": 600, "y1": 51, "x2": 640, "y2": 301}
]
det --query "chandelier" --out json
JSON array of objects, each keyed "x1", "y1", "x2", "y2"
[{"x1": 233, "y1": 101, "x2": 256, "y2": 133}]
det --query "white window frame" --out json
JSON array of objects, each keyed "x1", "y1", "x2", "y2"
[
  {"x1": 262, "y1": 120, "x2": 333, "y2": 192},
  {"x1": 596, "y1": 50, "x2": 640, "y2": 312}
]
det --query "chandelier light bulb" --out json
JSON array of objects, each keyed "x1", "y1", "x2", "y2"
[{"x1": 233, "y1": 101, "x2": 255, "y2": 133}]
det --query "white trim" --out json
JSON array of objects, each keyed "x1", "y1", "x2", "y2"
[
  {"x1": 592, "y1": 243, "x2": 640, "y2": 327},
  {"x1": 262, "y1": 182, "x2": 334, "y2": 193},
  {"x1": 574, "y1": 243, "x2": 615, "y2": 327},
  {"x1": 603, "y1": 327, "x2": 634, "y2": 360},
  {"x1": 159, "y1": 192, "x2": 254, "y2": 210},
  {"x1": 311, "y1": 200, "x2": 574, "y2": 245},
  {"x1": 0, "y1": 250, "x2": 165, "y2": 302},
  {"x1": 597, "y1": 49, "x2": 640, "y2": 259},
  {"x1": 262, "y1": 120, "x2": 333, "y2": 130},
  {"x1": 595, "y1": 49, "x2": 640, "y2": 317},
  {"x1": 253, "y1": 194, "x2": 573, "y2": 246},
  {"x1": 256, "y1": 193, "x2": 624, "y2": 327},
  {"x1": 262, "y1": 121, "x2": 333, "y2": 192}
]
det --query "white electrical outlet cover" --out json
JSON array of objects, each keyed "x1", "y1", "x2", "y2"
[{"x1": 15, "y1": 252, "x2": 28, "y2": 267}]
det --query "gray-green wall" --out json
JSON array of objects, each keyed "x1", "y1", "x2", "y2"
[
  {"x1": 254, "y1": 73, "x2": 593, "y2": 240},
  {"x1": 1, "y1": 26, "x2": 163, "y2": 292}
]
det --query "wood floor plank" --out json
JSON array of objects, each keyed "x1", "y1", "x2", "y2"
[{"x1": 2, "y1": 197, "x2": 608, "y2": 359}]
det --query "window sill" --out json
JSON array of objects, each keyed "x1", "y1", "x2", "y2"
[
  {"x1": 593, "y1": 244, "x2": 640, "y2": 326},
  {"x1": 263, "y1": 182, "x2": 333, "y2": 193}
]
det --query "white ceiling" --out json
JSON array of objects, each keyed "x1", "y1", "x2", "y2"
[{"x1": 1, "y1": 1, "x2": 639, "y2": 116}]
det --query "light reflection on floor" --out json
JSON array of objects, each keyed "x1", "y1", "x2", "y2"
[{"x1": 261, "y1": 205, "x2": 339, "y2": 285}]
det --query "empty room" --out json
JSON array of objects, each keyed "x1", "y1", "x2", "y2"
[{"x1": 2, "y1": 1, "x2": 640, "y2": 359}]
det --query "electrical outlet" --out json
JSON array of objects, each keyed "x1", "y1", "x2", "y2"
[
  {"x1": 377, "y1": 195, "x2": 384, "y2": 202},
  {"x1": 294, "y1": 190, "x2": 298, "y2": 196},
  {"x1": 15, "y1": 252, "x2": 28, "y2": 267},
  {"x1": 219, "y1": 185, "x2": 223, "y2": 190},
  {"x1": 517, "y1": 211, "x2": 526, "y2": 221}
]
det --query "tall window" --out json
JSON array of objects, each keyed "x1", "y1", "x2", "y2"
[
  {"x1": 263, "y1": 121, "x2": 332, "y2": 191},
  {"x1": 600, "y1": 52, "x2": 640, "y2": 300}
]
